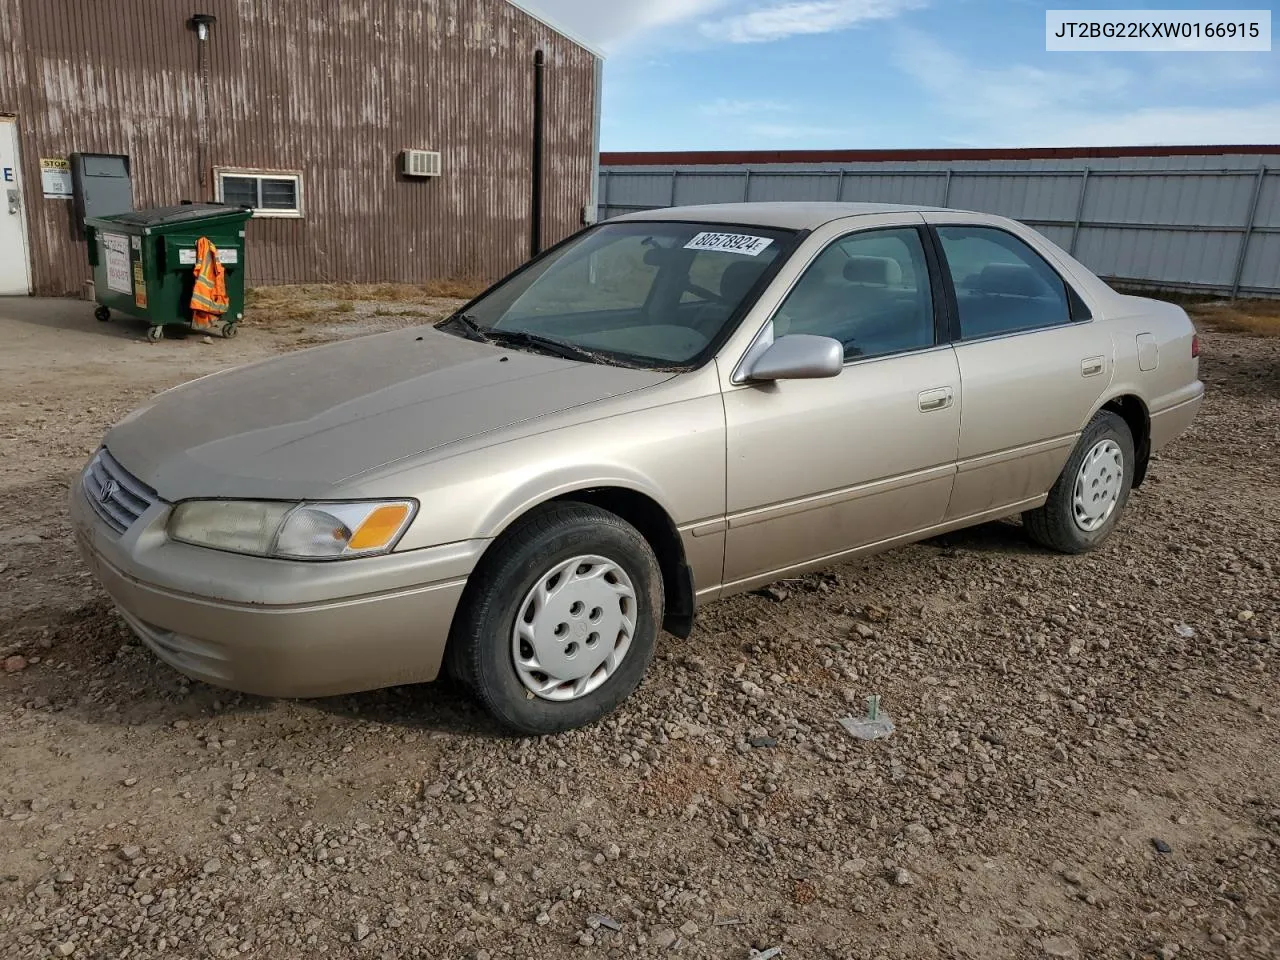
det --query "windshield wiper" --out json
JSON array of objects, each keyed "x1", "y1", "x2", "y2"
[
  {"x1": 437, "y1": 313, "x2": 491, "y2": 343},
  {"x1": 441, "y1": 318, "x2": 641, "y2": 367},
  {"x1": 486, "y1": 330, "x2": 604, "y2": 364}
]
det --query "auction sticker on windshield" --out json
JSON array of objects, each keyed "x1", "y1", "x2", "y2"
[{"x1": 684, "y1": 232, "x2": 775, "y2": 256}]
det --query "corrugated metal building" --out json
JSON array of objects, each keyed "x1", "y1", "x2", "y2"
[
  {"x1": 0, "y1": 0, "x2": 602, "y2": 296},
  {"x1": 600, "y1": 146, "x2": 1280, "y2": 299}
]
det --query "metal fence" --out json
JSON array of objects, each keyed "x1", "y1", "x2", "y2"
[{"x1": 598, "y1": 157, "x2": 1280, "y2": 299}]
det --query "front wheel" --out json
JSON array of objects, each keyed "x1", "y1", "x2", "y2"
[
  {"x1": 448, "y1": 502, "x2": 663, "y2": 735},
  {"x1": 1023, "y1": 410, "x2": 1134, "y2": 554}
]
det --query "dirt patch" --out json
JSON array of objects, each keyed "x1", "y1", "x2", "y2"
[{"x1": 0, "y1": 296, "x2": 1277, "y2": 960}]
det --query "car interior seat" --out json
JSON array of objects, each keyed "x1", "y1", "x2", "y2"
[
  {"x1": 719, "y1": 260, "x2": 769, "y2": 306},
  {"x1": 834, "y1": 256, "x2": 933, "y2": 356}
]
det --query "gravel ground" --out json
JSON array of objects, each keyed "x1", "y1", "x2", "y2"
[{"x1": 0, "y1": 297, "x2": 1277, "y2": 960}]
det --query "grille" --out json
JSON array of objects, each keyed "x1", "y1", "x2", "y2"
[{"x1": 82, "y1": 449, "x2": 158, "y2": 534}]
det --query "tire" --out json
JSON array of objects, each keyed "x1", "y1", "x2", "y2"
[
  {"x1": 1023, "y1": 410, "x2": 1135, "y2": 554},
  {"x1": 448, "y1": 502, "x2": 663, "y2": 735},
  {"x1": 94, "y1": 306, "x2": 111, "y2": 322},
  {"x1": 146, "y1": 325, "x2": 164, "y2": 342}
]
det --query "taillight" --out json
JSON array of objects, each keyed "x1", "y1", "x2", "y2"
[{"x1": 1191, "y1": 334, "x2": 1200, "y2": 359}]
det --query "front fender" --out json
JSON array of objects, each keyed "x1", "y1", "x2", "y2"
[
  {"x1": 381, "y1": 389, "x2": 728, "y2": 555},
  {"x1": 479, "y1": 467, "x2": 682, "y2": 540}
]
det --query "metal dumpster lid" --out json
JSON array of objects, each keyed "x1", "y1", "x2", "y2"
[{"x1": 91, "y1": 203, "x2": 251, "y2": 227}]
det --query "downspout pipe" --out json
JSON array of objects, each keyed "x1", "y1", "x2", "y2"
[
  {"x1": 531, "y1": 49, "x2": 545, "y2": 259},
  {"x1": 189, "y1": 14, "x2": 217, "y2": 196}
]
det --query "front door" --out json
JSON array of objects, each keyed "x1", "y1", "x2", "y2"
[
  {"x1": 0, "y1": 117, "x2": 32, "y2": 295},
  {"x1": 721, "y1": 223, "x2": 962, "y2": 590}
]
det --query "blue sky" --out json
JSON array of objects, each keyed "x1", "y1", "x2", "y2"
[{"x1": 526, "y1": 0, "x2": 1279, "y2": 150}]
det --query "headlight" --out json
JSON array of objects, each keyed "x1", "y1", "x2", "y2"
[{"x1": 168, "y1": 500, "x2": 417, "y2": 560}]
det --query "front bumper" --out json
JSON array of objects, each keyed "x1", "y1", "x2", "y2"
[{"x1": 70, "y1": 474, "x2": 486, "y2": 698}]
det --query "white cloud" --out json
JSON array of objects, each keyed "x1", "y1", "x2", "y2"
[
  {"x1": 520, "y1": 0, "x2": 733, "y2": 51},
  {"x1": 747, "y1": 122, "x2": 849, "y2": 140},
  {"x1": 699, "y1": 98, "x2": 790, "y2": 117},
  {"x1": 520, "y1": 0, "x2": 929, "y2": 54},
  {"x1": 700, "y1": 0, "x2": 928, "y2": 44},
  {"x1": 1149, "y1": 53, "x2": 1274, "y2": 91},
  {"x1": 894, "y1": 30, "x2": 1280, "y2": 146},
  {"x1": 1043, "y1": 105, "x2": 1280, "y2": 147},
  {"x1": 896, "y1": 30, "x2": 1131, "y2": 117}
]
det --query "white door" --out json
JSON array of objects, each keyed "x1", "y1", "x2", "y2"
[{"x1": 0, "y1": 117, "x2": 32, "y2": 295}]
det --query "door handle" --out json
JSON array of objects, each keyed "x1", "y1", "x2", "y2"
[
  {"x1": 6, "y1": 189, "x2": 18, "y2": 215},
  {"x1": 1081, "y1": 356, "x2": 1105, "y2": 377},
  {"x1": 918, "y1": 387, "x2": 953, "y2": 412}
]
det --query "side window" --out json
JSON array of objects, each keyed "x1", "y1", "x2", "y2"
[
  {"x1": 936, "y1": 226, "x2": 1074, "y2": 339},
  {"x1": 773, "y1": 227, "x2": 935, "y2": 360}
]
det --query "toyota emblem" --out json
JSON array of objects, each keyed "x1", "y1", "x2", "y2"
[{"x1": 98, "y1": 478, "x2": 119, "y2": 504}]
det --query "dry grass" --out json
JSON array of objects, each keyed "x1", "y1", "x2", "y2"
[
  {"x1": 371, "y1": 307, "x2": 435, "y2": 318},
  {"x1": 246, "y1": 278, "x2": 488, "y2": 308},
  {"x1": 1185, "y1": 298, "x2": 1280, "y2": 337},
  {"x1": 1112, "y1": 284, "x2": 1279, "y2": 337},
  {"x1": 243, "y1": 279, "x2": 485, "y2": 330},
  {"x1": 248, "y1": 303, "x2": 320, "y2": 324}
]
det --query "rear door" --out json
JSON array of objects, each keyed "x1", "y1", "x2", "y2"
[{"x1": 926, "y1": 216, "x2": 1114, "y2": 520}]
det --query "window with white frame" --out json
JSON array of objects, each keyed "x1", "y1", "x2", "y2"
[{"x1": 215, "y1": 168, "x2": 303, "y2": 217}]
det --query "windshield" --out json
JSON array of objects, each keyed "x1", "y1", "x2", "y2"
[{"x1": 440, "y1": 220, "x2": 794, "y2": 368}]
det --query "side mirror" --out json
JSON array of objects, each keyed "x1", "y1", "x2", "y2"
[{"x1": 745, "y1": 334, "x2": 844, "y2": 382}]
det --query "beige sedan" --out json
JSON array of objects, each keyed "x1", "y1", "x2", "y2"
[{"x1": 71, "y1": 203, "x2": 1204, "y2": 733}]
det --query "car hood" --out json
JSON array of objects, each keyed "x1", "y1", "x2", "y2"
[{"x1": 105, "y1": 327, "x2": 674, "y2": 500}]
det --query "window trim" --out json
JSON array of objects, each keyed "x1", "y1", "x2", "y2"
[
  {"x1": 213, "y1": 166, "x2": 304, "y2": 219},
  {"x1": 927, "y1": 223, "x2": 1092, "y2": 344},
  {"x1": 734, "y1": 224, "x2": 946, "y2": 381}
]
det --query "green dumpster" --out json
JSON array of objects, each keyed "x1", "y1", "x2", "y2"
[{"x1": 85, "y1": 204, "x2": 251, "y2": 341}]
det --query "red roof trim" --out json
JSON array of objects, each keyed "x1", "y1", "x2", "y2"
[{"x1": 601, "y1": 145, "x2": 1280, "y2": 165}]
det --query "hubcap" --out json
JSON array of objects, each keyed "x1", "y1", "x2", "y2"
[
  {"x1": 511, "y1": 554, "x2": 636, "y2": 702},
  {"x1": 1072, "y1": 439, "x2": 1124, "y2": 532}
]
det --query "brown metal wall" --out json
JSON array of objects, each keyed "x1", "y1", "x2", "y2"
[{"x1": 0, "y1": 0, "x2": 598, "y2": 295}]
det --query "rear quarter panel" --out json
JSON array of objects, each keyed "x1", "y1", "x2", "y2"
[{"x1": 1088, "y1": 295, "x2": 1203, "y2": 452}]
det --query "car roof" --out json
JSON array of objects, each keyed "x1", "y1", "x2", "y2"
[{"x1": 611, "y1": 201, "x2": 967, "y2": 231}]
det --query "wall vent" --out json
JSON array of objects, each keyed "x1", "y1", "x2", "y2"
[{"x1": 401, "y1": 150, "x2": 442, "y2": 178}]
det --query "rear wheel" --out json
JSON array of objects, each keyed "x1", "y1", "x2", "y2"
[
  {"x1": 449, "y1": 502, "x2": 663, "y2": 735},
  {"x1": 1023, "y1": 410, "x2": 1134, "y2": 554}
]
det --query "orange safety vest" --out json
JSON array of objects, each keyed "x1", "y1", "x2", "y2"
[{"x1": 190, "y1": 236, "x2": 229, "y2": 329}]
